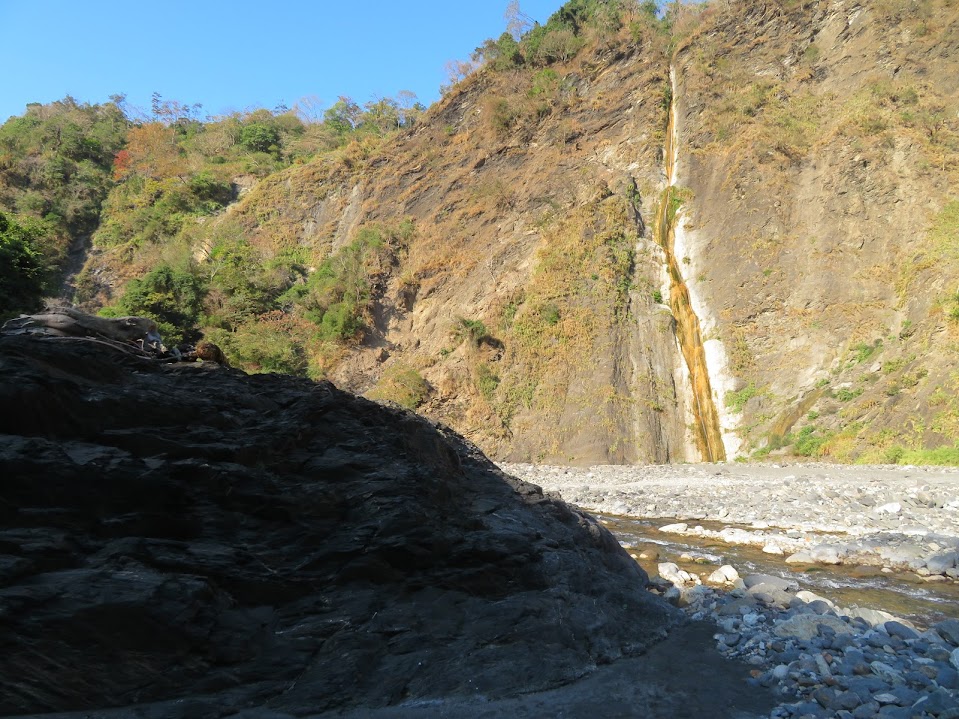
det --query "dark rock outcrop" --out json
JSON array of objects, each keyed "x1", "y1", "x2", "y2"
[{"x1": 0, "y1": 335, "x2": 683, "y2": 717}]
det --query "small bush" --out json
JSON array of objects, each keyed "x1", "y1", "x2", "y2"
[
  {"x1": 239, "y1": 124, "x2": 278, "y2": 153},
  {"x1": 889, "y1": 445, "x2": 959, "y2": 466},
  {"x1": 529, "y1": 69, "x2": 559, "y2": 98},
  {"x1": 793, "y1": 426, "x2": 830, "y2": 457},
  {"x1": 946, "y1": 290, "x2": 959, "y2": 323},
  {"x1": 210, "y1": 322, "x2": 307, "y2": 375},
  {"x1": 103, "y1": 263, "x2": 205, "y2": 346},
  {"x1": 487, "y1": 98, "x2": 522, "y2": 138},
  {"x1": 455, "y1": 317, "x2": 490, "y2": 346},
  {"x1": 534, "y1": 28, "x2": 584, "y2": 64},
  {"x1": 725, "y1": 383, "x2": 759, "y2": 413},
  {"x1": 188, "y1": 171, "x2": 233, "y2": 211},
  {"x1": 540, "y1": 303, "x2": 561, "y2": 325},
  {"x1": 834, "y1": 387, "x2": 863, "y2": 402},
  {"x1": 287, "y1": 224, "x2": 402, "y2": 342},
  {"x1": 206, "y1": 311, "x2": 317, "y2": 376},
  {"x1": 851, "y1": 340, "x2": 880, "y2": 364},
  {"x1": 367, "y1": 364, "x2": 430, "y2": 410},
  {"x1": 475, "y1": 363, "x2": 500, "y2": 403},
  {"x1": 883, "y1": 445, "x2": 906, "y2": 464},
  {"x1": 883, "y1": 357, "x2": 908, "y2": 374},
  {"x1": 0, "y1": 211, "x2": 50, "y2": 317}
]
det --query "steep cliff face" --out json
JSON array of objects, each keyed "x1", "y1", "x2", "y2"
[
  {"x1": 675, "y1": 0, "x2": 959, "y2": 460},
  {"x1": 222, "y1": 31, "x2": 699, "y2": 464},
  {"x1": 76, "y1": 0, "x2": 959, "y2": 465}
]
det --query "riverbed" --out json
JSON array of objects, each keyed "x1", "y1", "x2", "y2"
[
  {"x1": 499, "y1": 462, "x2": 959, "y2": 624},
  {"x1": 501, "y1": 462, "x2": 959, "y2": 717},
  {"x1": 599, "y1": 514, "x2": 959, "y2": 627}
]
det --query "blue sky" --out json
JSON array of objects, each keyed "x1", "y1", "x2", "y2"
[{"x1": 0, "y1": 1, "x2": 567, "y2": 123}]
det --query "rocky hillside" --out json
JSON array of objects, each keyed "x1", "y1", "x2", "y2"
[
  {"x1": 73, "y1": 0, "x2": 959, "y2": 466},
  {"x1": 675, "y1": 0, "x2": 959, "y2": 463}
]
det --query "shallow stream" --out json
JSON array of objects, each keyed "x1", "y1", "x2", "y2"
[{"x1": 599, "y1": 514, "x2": 959, "y2": 628}]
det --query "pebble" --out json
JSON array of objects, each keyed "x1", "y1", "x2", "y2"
[
  {"x1": 648, "y1": 562, "x2": 958, "y2": 718},
  {"x1": 667, "y1": 575, "x2": 959, "y2": 719}
]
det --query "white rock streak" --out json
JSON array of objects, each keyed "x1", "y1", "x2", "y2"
[{"x1": 668, "y1": 66, "x2": 742, "y2": 458}]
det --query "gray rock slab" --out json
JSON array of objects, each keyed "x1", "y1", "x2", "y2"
[
  {"x1": 935, "y1": 619, "x2": 959, "y2": 647},
  {"x1": 773, "y1": 614, "x2": 852, "y2": 641},
  {"x1": 743, "y1": 573, "x2": 799, "y2": 592}
]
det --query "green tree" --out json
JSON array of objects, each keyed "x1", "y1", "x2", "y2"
[
  {"x1": 283, "y1": 222, "x2": 412, "y2": 342},
  {"x1": 0, "y1": 211, "x2": 48, "y2": 317},
  {"x1": 323, "y1": 97, "x2": 362, "y2": 136},
  {"x1": 474, "y1": 32, "x2": 525, "y2": 71},
  {"x1": 103, "y1": 263, "x2": 205, "y2": 345},
  {"x1": 0, "y1": 97, "x2": 128, "y2": 276},
  {"x1": 203, "y1": 234, "x2": 289, "y2": 331},
  {"x1": 239, "y1": 122, "x2": 280, "y2": 153}
]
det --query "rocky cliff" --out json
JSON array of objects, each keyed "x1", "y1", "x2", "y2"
[
  {"x1": 675, "y1": 0, "x2": 959, "y2": 462},
  {"x1": 75, "y1": 0, "x2": 959, "y2": 465},
  {"x1": 0, "y1": 334, "x2": 691, "y2": 716}
]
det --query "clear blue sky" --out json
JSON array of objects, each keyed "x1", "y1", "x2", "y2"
[{"x1": 0, "y1": 1, "x2": 566, "y2": 123}]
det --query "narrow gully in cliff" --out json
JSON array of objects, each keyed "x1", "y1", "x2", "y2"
[{"x1": 656, "y1": 67, "x2": 726, "y2": 462}]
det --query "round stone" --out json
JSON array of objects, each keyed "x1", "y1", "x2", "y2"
[{"x1": 772, "y1": 663, "x2": 790, "y2": 680}]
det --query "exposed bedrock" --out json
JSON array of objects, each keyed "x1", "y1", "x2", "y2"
[{"x1": 0, "y1": 335, "x2": 775, "y2": 718}]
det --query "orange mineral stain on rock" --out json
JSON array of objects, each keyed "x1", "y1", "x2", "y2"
[{"x1": 655, "y1": 68, "x2": 725, "y2": 462}]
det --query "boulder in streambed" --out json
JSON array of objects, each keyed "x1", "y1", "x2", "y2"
[
  {"x1": 935, "y1": 619, "x2": 959, "y2": 647},
  {"x1": 773, "y1": 614, "x2": 852, "y2": 641},
  {"x1": 743, "y1": 574, "x2": 799, "y2": 593},
  {"x1": 707, "y1": 565, "x2": 741, "y2": 584}
]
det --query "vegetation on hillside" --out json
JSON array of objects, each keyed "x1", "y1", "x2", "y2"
[
  {"x1": 0, "y1": 97, "x2": 127, "y2": 309},
  {"x1": 0, "y1": 0, "x2": 663, "y2": 368},
  {"x1": 0, "y1": 82, "x2": 425, "y2": 368},
  {"x1": 0, "y1": 211, "x2": 55, "y2": 318},
  {"x1": 2, "y1": 0, "x2": 958, "y2": 465},
  {"x1": 451, "y1": 0, "x2": 670, "y2": 86}
]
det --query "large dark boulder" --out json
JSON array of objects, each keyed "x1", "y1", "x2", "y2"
[{"x1": 0, "y1": 335, "x2": 695, "y2": 717}]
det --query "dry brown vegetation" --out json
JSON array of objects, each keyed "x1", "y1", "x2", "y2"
[
  {"x1": 65, "y1": 0, "x2": 959, "y2": 465},
  {"x1": 679, "y1": 0, "x2": 959, "y2": 462}
]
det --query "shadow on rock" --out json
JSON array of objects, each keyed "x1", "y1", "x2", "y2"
[{"x1": 0, "y1": 335, "x2": 774, "y2": 718}]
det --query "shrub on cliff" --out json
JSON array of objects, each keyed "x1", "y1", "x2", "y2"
[
  {"x1": 367, "y1": 363, "x2": 431, "y2": 409},
  {"x1": 101, "y1": 263, "x2": 205, "y2": 346},
  {"x1": 0, "y1": 212, "x2": 48, "y2": 318}
]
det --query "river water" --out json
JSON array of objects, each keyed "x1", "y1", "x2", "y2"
[{"x1": 599, "y1": 514, "x2": 959, "y2": 628}]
